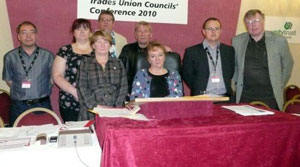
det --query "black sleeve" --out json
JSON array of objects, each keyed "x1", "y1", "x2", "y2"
[{"x1": 182, "y1": 48, "x2": 194, "y2": 89}]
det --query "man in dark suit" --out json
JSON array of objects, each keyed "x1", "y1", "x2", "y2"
[{"x1": 182, "y1": 17, "x2": 235, "y2": 99}]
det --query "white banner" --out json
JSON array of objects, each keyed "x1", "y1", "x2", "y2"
[
  {"x1": 77, "y1": 0, "x2": 188, "y2": 24},
  {"x1": 265, "y1": 16, "x2": 300, "y2": 43}
]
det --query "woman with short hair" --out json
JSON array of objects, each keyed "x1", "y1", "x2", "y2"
[
  {"x1": 130, "y1": 41, "x2": 183, "y2": 100},
  {"x1": 77, "y1": 31, "x2": 128, "y2": 120}
]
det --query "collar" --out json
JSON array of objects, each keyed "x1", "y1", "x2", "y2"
[
  {"x1": 19, "y1": 45, "x2": 39, "y2": 56},
  {"x1": 203, "y1": 39, "x2": 220, "y2": 50},
  {"x1": 249, "y1": 32, "x2": 265, "y2": 43},
  {"x1": 91, "y1": 52, "x2": 114, "y2": 63}
]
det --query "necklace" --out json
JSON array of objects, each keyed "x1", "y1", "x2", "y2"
[{"x1": 149, "y1": 67, "x2": 167, "y2": 75}]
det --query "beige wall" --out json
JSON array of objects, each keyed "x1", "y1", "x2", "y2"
[
  {"x1": 0, "y1": 0, "x2": 13, "y2": 92},
  {"x1": 236, "y1": 0, "x2": 300, "y2": 86}
]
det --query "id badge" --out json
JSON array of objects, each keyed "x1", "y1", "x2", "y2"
[
  {"x1": 211, "y1": 75, "x2": 220, "y2": 83},
  {"x1": 22, "y1": 80, "x2": 31, "y2": 88}
]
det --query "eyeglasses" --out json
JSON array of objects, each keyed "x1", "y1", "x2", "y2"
[
  {"x1": 100, "y1": 18, "x2": 113, "y2": 22},
  {"x1": 19, "y1": 30, "x2": 36, "y2": 36},
  {"x1": 205, "y1": 27, "x2": 221, "y2": 31},
  {"x1": 246, "y1": 18, "x2": 261, "y2": 25}
]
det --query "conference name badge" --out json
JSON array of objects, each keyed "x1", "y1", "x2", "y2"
[
  {"x1": 211, "y1": 76, "x2": 220, "y2": 83},
  {"x1": 22, "y1": 81, "x2": 31, "y2": 88}
]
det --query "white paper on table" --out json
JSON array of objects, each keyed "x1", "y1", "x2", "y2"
[
  {"x1": 0, "y1": 128, "x2": 24, "y2": 138},
  {"x1": 0, "y1": 124, "x2": 58, "y2": 139},
  {"x1": 222, "y1": 105, "x2": 274, "y2": 116},
  {"x1": 0, "y1": 125, "x2": 58, "y2": 149},
  {"x1": 93, "y1": 106, "x2": 149, "y2": 121},
  {"x1": 292, "y1": 113, "x2": 300, "y2": 117},
  {"x1": 0, "y1": 137, "x2": 31, "y2": 149},
  {"x1": 22, "y1": 124, "x2": 58, "y2": 136},
  {"x1": 63, "y1": 121, "x2": 89, "y2": 130},
  {"x1": 123, "y1": 113, "x2": 148, "y2": 121}
]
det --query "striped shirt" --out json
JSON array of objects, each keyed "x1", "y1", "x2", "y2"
[{"x1": 2, "y1": 46, "x2": 54, "y2": 100}]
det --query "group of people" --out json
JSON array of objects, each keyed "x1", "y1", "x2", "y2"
[{"x1": 2, "y1": 9, "x2": 293, "y2": 125}]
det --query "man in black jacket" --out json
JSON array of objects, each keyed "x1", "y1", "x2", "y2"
[
  {"x1": 119, "y1": 21, "x2": 152, "y2": 95},
  {"x1": 182, "y1": 17, "x2": 235, "y2": 99}
]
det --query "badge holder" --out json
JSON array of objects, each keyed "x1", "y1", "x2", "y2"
[{"x1": 22, "y1": 78, "x2": 31, "y2": 89}]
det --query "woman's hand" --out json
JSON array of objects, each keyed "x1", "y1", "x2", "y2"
[{"x1": 71, "y1": 88, "x2": 79, "y2": 101}]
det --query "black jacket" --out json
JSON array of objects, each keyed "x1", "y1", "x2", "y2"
[
  {"x1": 182, "y1": 43, "x2": 235, "y2": 96},
  {"x1": 119, "y1": 42, "x2": 147, "y2": 94}
]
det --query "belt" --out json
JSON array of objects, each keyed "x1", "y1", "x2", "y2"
[{"x1": 21, "y1": 96, "x2": 49, "y2": 105}]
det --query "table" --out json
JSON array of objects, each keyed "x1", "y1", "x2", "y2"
[
  {"x1": 95, "y1": 102, "x2": 300, "y2": 167},
  {"x1": 0, "y1": 123, "x2": 101, "y2": 167}
]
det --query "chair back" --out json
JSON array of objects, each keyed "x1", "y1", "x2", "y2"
[
  {"x1": 0, "y1": 116, "x2": 4, "y2": 128},
  {"x1": 284, "y1": 85, "x2": 300, "y2": 102},
  {"x1": 0, "y1": 89, "x2": 11, "y2": 125},
  {"x1": 13, "y1": 107, "x2": 63, "y2": 127},
  {"x1": 292, "y1": 94, "x2": 300, "y2": 100},
  {"x1": 249, "y1": 101, "x2": 271, "y2": 109},
  {"x1": 136, "y1": 52, "x2": 181, "y2": 73},
  {"x1": 283, "y1": 99, "x2": 300, "y2": 114}
]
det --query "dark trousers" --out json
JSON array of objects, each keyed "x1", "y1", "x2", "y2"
[
  {"x1": 10, "y1": 98, "x2": 52, "y2": 126},
  {"x1": 59, "y1": 105, "x2": 79, "y2": 123}
]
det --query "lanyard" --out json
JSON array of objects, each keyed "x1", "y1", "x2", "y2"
[
  {"x1": 205, "y1": 47, "x2": 219, "y2": 72},
  {"x1": 110, "y1": 32, "x2": 117, "y2": 57},
  {"x1": 18, "y1": 47, "x2": 39, "y2": 77}
]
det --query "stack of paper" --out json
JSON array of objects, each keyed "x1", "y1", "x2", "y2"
[
  {"x1": 92, "y1": 106, "x2": 148, "y2": 121},
  {"x1": 222, "y1": 105, "x2": 274, "y2": 116}
]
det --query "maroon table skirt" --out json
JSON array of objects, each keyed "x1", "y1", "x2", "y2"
[{"x1": 95, "y1": 102, "x2": 300, "y2": 167}]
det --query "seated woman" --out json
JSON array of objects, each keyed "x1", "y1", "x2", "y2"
[
  {"x1": 52, "y1": 18, "x2": 92, "y2": 122},
  {"x1": 76, "y1": 31, "x2": 128, "y2": 120},
  {"x1": 130, "y1": 41, "x2": 183, "y2": 100}
]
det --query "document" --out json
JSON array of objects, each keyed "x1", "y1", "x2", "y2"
[
  {"x1": 0, "y1": 124, "x2": 58, "y2": 149},
  {"x1": 222, "y1": 105, "x2": 274, "y2": 116},
  {"x1": 91, "y1": 105, "x2": 149, "y2": 121},
  {"x1": 63, "y1": 121, "x2": 90, "y2": 130}
]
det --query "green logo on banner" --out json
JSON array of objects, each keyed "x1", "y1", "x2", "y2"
[{"x1": 284, "y1": 22, "x2": 293, "y2": 30}]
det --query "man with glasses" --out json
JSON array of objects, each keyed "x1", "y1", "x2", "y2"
[
  {"x1": 2, "y1": 21, "x2": 54, "y2": 126},
  {"x1": 232, "y1": 9, "x2": 293, "y2": 110},
  {"x1": 182, "y1": 17, "x2": 235, "y2": 99},
  {"x1": 98, "y1": 10, "x2": 127, "y2": 57}
]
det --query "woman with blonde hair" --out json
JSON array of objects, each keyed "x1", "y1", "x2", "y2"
[{"x1": 130, "y1": 41, "x2": 183, "y2": 100}]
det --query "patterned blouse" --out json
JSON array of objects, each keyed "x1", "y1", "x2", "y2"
[
  {"x1": 130, "y1": 69, "x2": 183, "y2": 100},
  {"x1": 77, "y1": 54, "x2": 128, "y2": 120},
  {"x1": 57, "y1": 44, "x2": 85, "y2": 112}
]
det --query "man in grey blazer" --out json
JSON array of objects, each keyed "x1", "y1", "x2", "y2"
[{"x1": 232, "y1": 9, "x2": 294, "y2": 110}]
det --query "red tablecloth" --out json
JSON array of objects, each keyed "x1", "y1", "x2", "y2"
[{"x1": 95, "y1": 103, "x2": 300, "y2": 167}]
